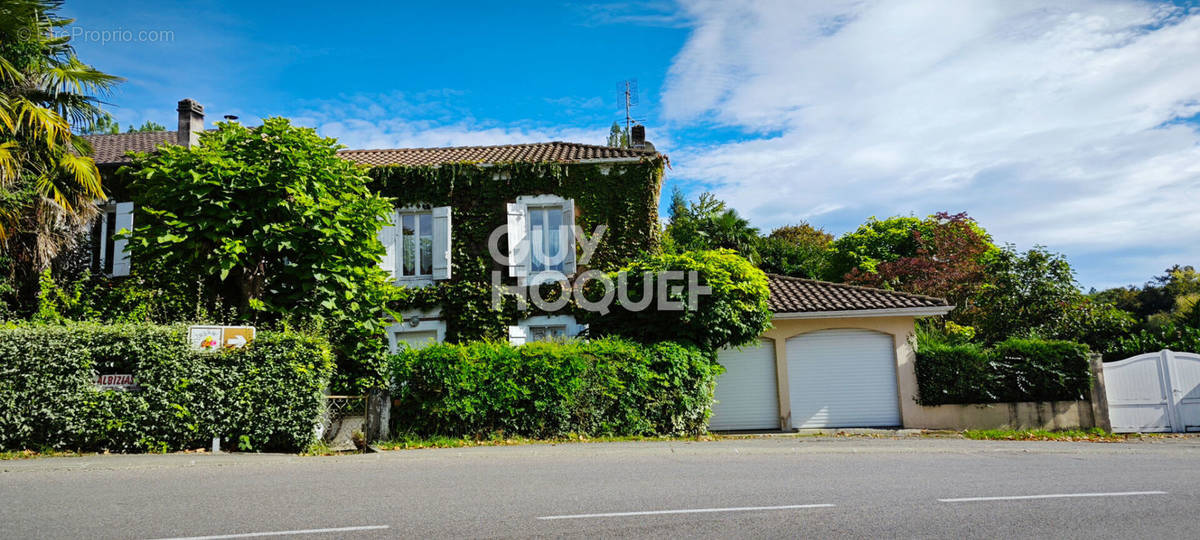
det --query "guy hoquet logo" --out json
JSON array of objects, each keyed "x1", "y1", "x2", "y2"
[{"x1": 486, "y1": 224, "x2": 710, "y2": 313}]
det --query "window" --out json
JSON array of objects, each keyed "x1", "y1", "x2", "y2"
[
  {"x1": 92, "y1": 201, "x2": 133, "y2": 277},
  {"x1": 379, "y1": 206, "x2": 451, "y2": 283},
  {"x1": 395, "y1": 330, "x2": 438, "y2": 349},
  {"x1": 506, "y1": 196, "x2": 575, "y2": 282},
  {"x1": 528, "y1": 325, "x2": 568, "y2": 342},
  {"x1": 386, "y1": 310, "x2": 446, "y2": 352},
  {"x1": 508, "y1": 315, "x2": 585, "y2": 346},
  {"x1": 528, "y1": 204, "x2": 564, "y2": 273},
  {"x1": 399, "y1": 211, "x2": 433, "y2": 277}
]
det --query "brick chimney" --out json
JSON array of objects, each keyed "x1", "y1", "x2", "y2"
[
  {"x1": 176, "y1": 98, "x2": 204, "y2": 148},
  {"x1": 630, "y1": 124, "x2": 655, "y2": 152}
]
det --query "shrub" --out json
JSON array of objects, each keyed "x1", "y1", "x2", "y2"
[
  {"x1": 583, "y1": 249, "x2": 772, "y2": 351},
  {"x1": 388, "y1": 338, "x2": 721, "y2": 438},
  {"x1": 0, "y1": 323, "x2": 332, "y2": 452},
  {"x1": 1106, "y1": 323, "x2": 1200, "y2": 360},
  {"x1": 914, "y1": 337, "x2": 1091, "y2": 406}
]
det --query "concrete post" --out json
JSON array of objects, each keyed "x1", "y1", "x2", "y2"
[
  {"x1": 364, "y1": 388, "x2": 391, "y2": 443},
  {"x1": 1088, "y1": 353, "x2": 1112, "y2": 432}
]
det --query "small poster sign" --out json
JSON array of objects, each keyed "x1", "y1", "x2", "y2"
[
  {"x1": 95, "y1": 374, "x2": 138, "y2": 391},
  {"x1": 188, "y1": 326, "x2": 256, "y2": 351}
]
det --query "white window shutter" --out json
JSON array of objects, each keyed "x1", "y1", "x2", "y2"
[
  {"x1": 432, "y1": 206, "x2": 452, "y2": 280},
  {"x1": 561, "y1": 199, "x2": 576, "y2": 274},
  {"x1": 508, "y1": 325, "x2": 527, "y2": 346},
  {"x1": 111, "y1": 202, "x2": 134, "y2": 276},
  {"x1": 378, "y1": 209, "x2": 398, "y2": 280},
  {"x1": 506, "y1": 202, "x2": 529, "y2": 277}
]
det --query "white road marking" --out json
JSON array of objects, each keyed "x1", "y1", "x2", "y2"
[
  {"x1": 537, "y1": 503, "x2": 835, "y2": 520},
  {"x1": 939, "y1": 491, "x2": 1167, "y2": 503},
  {"x1": 148, "y1": 525, "x2": 390, "y2": 540}
]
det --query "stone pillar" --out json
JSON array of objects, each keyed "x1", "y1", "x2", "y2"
[
  {"x1": 1088, "y1": 354, "x2": 1112, "y2": 432},
  {"x1": 364, "y1": 388, "x2": 391, "y2": 443}
]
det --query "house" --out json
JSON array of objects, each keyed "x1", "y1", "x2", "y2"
[
  {"x1": 709, "y1": 275, "x2": 952, "y2": 431},
  {"x1": 81, "y1": 99, "x2": 666, "y2": 349}
]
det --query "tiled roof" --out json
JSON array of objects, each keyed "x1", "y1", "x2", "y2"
[
  {"x1": 767, "y1": 274, "x2": 950, "y2": 314},
  {"x1": 337, "y1": 142, "x2": 656, "y2": 166},
  {"x1": 82, "y1": 131, "x2": 177, "y2": 165},
  {"x1": 82, "y1": 134, "x2": 658, "y2": 167}
]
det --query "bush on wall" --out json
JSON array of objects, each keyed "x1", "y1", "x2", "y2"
[
  {"x1": 914, "y1": 337, "x2": 1091, "y2": 406},
  {"x1": 0, "y1": 323, "x2": 332, "y2": 453},
  {"x1": 388, "y1": 338, "x2": 721, "y2": 438},
  {"x1": 582, "y1": 249, "x2": 772, "y2": 351}
]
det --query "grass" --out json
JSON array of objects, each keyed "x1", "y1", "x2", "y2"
[
  {"x1": 0, "y1": 448, "x2": 87, "y2": 460},
  {"x1": 961, "y1": 428, "x2": 1167, "y2": 442},
  {"x1": 374, "y1": 432, "x2": 720, "y2": 451}
]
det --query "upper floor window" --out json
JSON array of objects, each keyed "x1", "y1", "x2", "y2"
[
  {"x1": 400, "y1": 211, "x2": 433, "y2": 277},
  {"x1": 379, "y1": 206, "x2": 451, "y2": 284},
  {"x1": 506, "y1": 195, "x2": 576, "y2": 283}
]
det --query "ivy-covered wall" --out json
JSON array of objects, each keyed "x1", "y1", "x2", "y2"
[{"x1": 368, "y1": 158, "x2": 666, "y2": 342}]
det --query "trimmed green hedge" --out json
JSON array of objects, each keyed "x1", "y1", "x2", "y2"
[
  {"x1": 0, "y1": 324, "x2": 332, "y2": 453},
  {"x1": 388, "y1": 338, "x2": 721, "y2": 438},
  {"x1": 915, "y1": 338, "x2": 1091, "y2": 406}
]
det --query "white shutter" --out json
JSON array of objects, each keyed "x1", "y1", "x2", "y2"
[
  {"x1": 506, "y1": 202, "x2": 528, "y2": 277},
  {"x1": 432, "y1": 206, "x2": 452, "y2": 280},
  {"x1": 561, "y1": 199, "x2": 576, "y2": 274},
  {"x1": 507, "y1": 325, "x2": 527, "y2": 346},
  {"x1": 378, "y1": 209, "x2": 397, "y2": 280},
  {"x1": 111, "y1": 202, "x2": 134, "y2": 277}
]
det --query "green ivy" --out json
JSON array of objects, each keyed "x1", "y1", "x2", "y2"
[{"x1": 369, "y1": 159, "x2": 665, "y2": 341}]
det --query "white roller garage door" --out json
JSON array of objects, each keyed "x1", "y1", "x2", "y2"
[
  {"x1": 710, "y1": 339, "x2": 779, "y2": 430},
  {"x1": 787, "y1": 329, "x2": 900, "y2": 428}
]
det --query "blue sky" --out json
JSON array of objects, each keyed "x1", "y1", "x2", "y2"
[{"x1": 63, "y1": 1, "x2": 1200, "y2": 290}]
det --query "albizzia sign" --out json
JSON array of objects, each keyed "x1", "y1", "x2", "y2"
[{"x1": 487, "y1": 224, "x2": 709, "y2": 313}]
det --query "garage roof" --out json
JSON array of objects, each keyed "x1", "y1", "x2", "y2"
[{"x1": 767, "y1": 274, "x2": 950, "y2": 316}]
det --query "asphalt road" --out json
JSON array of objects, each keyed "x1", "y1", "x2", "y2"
[{"x1": 2, "y1": 437, "x2": 1199, "y2": 539}]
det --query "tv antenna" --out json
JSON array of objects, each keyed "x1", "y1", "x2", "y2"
[{"x1": 618, "y1": 79, "x2": 639, "y2": 143}]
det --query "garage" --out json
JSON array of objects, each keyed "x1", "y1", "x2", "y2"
[
  {"x1": 787, "y1": 328, "x2": 901, "y2": 428},
  {"x1": 710, "y1": 339, "x2": 780, "y2": 430}
]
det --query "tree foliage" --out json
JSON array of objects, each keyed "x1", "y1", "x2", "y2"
[
  {"x1": 844, "y1": 212, "x2": 992, "y2": 310},
  {"x1": 756, "y1": 222, "x2": 832, "y2": 279},
  {"x1": 122, "y1": 118, "x2": 397, "y2": 390},
  {"x1": 605, "y1": 121, "x2": 628, "y2": 148},
  {"x1": 0, "y1": 0, "x2": 121, "y2": 272},
  {"x1": 959, "y1": 245, "x2": 1133, "y2": 348},
  {"x1": 664, "y1": 189, "x2": 759, "y2": 262}
]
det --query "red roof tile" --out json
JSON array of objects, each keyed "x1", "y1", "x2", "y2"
[{"x1": 768, "y1": 274, "x2": 950, "y2": 314}]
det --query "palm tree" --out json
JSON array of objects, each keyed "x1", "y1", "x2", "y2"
[{"x1": 0, "y1": 0, "x2": 121, "y2": 270}]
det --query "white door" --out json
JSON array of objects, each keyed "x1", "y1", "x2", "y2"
[
  {"x1": 710, "y1": 339, "x2": 779, "y2": 431},
  {"x1": 787, "y1": 329, "x2": 900, "y2": 428},
  {"x1": 1108, "y1": 351, "x2": 1200, "y2": 433}
]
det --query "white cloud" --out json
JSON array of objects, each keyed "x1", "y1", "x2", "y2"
[
  {"x1": 662, "y1": 0, "x2": 1200, "y2": 287},
  {"x1": 289, "y1": 93, "x2": 610, "y2": 150}
]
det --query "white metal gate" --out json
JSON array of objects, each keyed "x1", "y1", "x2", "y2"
[{"x1": 1106, "y1": 350, "x2": 1200, "y2": 433}]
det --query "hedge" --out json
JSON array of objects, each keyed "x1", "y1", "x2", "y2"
[
  {"x1": 915, "y1": 338, "x2": 1091, "y2": 406},
  {"x1": 0, "y1": 323, "x2": 332, "y2": 453},
  {"x1": 388, "y1": 338, "x2": 721, "y2": 438}
]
